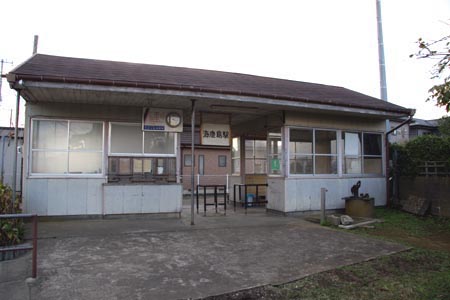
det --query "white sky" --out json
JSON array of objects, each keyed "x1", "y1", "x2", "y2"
[{"x1": 1, "y1": 0, "x2": 449, "y2": 127}]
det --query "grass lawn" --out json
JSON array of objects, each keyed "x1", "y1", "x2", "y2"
[{"x1": 206, "y1": 208, "x2": 450, "y2": 300}]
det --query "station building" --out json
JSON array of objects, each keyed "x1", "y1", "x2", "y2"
[{"x1": 7, "y1": 54, "x2": 413, "y2": 216}]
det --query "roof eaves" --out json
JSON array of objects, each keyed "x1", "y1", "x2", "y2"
[{"x1": 10, "y1": 71, "x2": 412, "y2": 116}]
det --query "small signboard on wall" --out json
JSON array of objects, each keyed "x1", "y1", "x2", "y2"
[
  {"x1": 143, "y1": 108, "x2": 183, "y2": 132},
  {"x1": 271, "y1": 158, "x2": 280, "y2": 171},
  {"x1": 201, "y1": 123, "x2": 231, "y2": 146}
]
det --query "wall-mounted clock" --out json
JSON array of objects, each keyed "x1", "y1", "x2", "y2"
[{"x1": 166, "y1": 112, "x2": 182, "y2": 128}]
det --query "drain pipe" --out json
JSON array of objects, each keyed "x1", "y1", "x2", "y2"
[
  {"x1": 10, "y1": 79, "x2": 24, "y2": 211},
  {"x1": 385, "y1": 110, "x2": 415, "y2": 207}
]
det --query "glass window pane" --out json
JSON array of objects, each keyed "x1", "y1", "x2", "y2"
[
  {"x1": 143, "y1": 159, "x2": 153, "y2": 174},
  {"x1": 290, "y1": 129, "x2": 313, "y2": 154},
  {"x1": 119, "y1": 158, "x2": 131, "y2": 174},
  {"x1": 268, "y1": 131, "x2": 282, "y2": 175},
  {"x1": 32, "y1": 151, "x2": 67, "y2": 173},
  {"x1": 69, "y1": 122, "x2": 103, "y2": 151},
  {"x1": 344, "y1": 132, "x2": 361, "y2": 156},
  {"x1": 344, "y1": 157, "x2": 362, "y2": 174},
  {"x1": 109, "y1": 158, "x2": 118, "y2": 174},
  {"x1": 254, "y1": 159, "x2": 267, "y2": 174},
  {"x1": 363, "y1": 133, "x2": 382, "y2": 156},
  {"x1": 268, "y1": 133, "x2": 282, "y2": 156},
  {"x1": 32, "y1": 120, "x2": 67, "y2": 150},
  {"x1": 69, "y1": 152, "x2": 102, "y2": 174},
  {"x1": 316, "y1": 130, "x2": 337, "y2": 155},
  {"x1": 315, "y1": 156, "x2": 337, "y2": 174},
  {"x1": 133, "y1": 159, "x2": 143, "y2": 174},
  {"x1": 218, "y1": 155, "x2": 227, "y2": 167},
  {"x1": 290, "y1": 155, "x2": 313, "y2": 174},
  {"x1": 364, "y1": 157, "x2": 382, "y2": 174},
  {"x1": 245, "y1": 159, "x2": 255, "y2": 174},
  {"x1": 184, "y1": 154, "x2": 193, "y2": 167},
  {"x1": 167, "y1": 158, "x2": 176, "y2": 176},
  {"x1": 198, "y1": 155, "x2": 205, "y2": 175},
  {"x1": 254, "y1": 140, "x2": 267, "y2": 158},
  {"x1": 144, "y1": 132, "x2": 175, "y2": 154},
  {"x1": 157, "y1": 158, "x2": 165, "y2": 175},
  {"x1": 245, "y1": 140, "x2": 254, "y2": 158},
  {"x1": 110, "y1": 123, "x2": 142, "y2": 154},
  {"x1": 232, "y1": 138, "x2": 240, "y2": 158},
  {"x1": 232, "y1": 158, "x2": 241, "y2": 174}
]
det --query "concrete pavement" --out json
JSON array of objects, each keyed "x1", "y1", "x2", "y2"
[{"x1": 1, "y1": 204, "x2": 407, "y2": 299}]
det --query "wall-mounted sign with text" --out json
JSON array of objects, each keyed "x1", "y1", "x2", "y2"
[
  {"x1": 143, "y1": 108, "x2": 183, "y2": 132},
  {"x1": 201, "y1": 123, "x2": 231, "y2": 146}
]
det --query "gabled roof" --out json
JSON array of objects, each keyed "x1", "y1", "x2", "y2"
[{"x1": 8, "y1": 54, "x2": 412, "y2": 115}]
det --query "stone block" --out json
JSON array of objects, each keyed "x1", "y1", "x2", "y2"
[{"x1": 327, "y1": 215, "x2": 341, "y2": 226}]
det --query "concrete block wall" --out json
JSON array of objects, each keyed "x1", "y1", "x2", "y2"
[{"x1": 399, "y1": 177, "x2": 450, "y2": 217}]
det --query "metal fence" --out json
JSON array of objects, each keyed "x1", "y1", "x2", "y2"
[{"x1": 0, "y1": 213, "x2": 38, "y2": 278}]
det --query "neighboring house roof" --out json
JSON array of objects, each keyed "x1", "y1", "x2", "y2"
[
  {"x1": 7, "y1": 54, "x2": 412, "y2": 116},
  {"x1": 410, "y1": 118, "x2": 439, "y2": 129}
]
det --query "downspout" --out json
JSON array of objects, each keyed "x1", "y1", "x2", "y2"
[
  {"x1": 11, "y1": 89, "x2": 21, "y2": 211},
  {"x1": 385, "y1": 110, "x2": 415, "y2": 207}
]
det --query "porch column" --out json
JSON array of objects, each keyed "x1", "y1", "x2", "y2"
[{"x1": 190, "y1": 99, "x2": 196, "y2": 225}]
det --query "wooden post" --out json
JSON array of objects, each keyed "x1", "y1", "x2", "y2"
[
  {"x1": 320, "y1": 188, "x2": 328, "y2": 224},
  {"x1": 32, "y1": 214, "x2": 38, "y2": 278}
]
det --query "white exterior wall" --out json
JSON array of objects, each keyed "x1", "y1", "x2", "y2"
[
  {"x1": 267, "y1": 177, "x2": 285, "y2": 212},
  {"x1": 25, "y1": 178, "x2": 105, "y2": 215},
  {"x1": 23, "y1": 102, "x2": 182, "y2": 216},
  {"x1": 268, "y1": 177, "x2": 385, "y2": 213},
  {"x1": 285, "y1": 111, "x2": 386, "y2": 132},
  {"x1": 103, "y1": 184, "x2": 182, "y2": 215}
]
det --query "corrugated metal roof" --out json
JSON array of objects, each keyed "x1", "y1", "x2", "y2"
[{"x1": 9, "y1": 54, "x2": 412, "y2": 115}]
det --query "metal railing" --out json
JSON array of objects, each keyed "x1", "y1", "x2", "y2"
[
  {"x1": 233, "y1": 183, "x2": 268, "y2": 214},
  {"x1": 196, "y1": 184, "x2": 227, "y2": 215},
  {"x1": 181, "y1": 174, "x2": 230, "y2": 193},
  {"x1": 0, "y1": 214, "x2": 38, "y2": 278}
]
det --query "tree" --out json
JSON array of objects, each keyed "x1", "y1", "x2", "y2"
[
  {"x1": 438, "y1": 116, "x2": 450, "y2": 136},
  {"x1": 411, "y1": 34, "x2": 450, "y2": 112}
]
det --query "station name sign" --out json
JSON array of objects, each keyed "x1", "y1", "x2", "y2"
[
  {"x1": 143, "y1": 108, "x2": 183, "y2": 132},
  {"x1": 201, "y1": 123, "x2": 231, "y2": 146}
]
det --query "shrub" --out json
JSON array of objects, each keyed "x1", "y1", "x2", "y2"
[
  {"x1": 391, "y1": 135, "x2": 450, "y2": 177},
  {"x1": 0, "y1": 183, "x2": 24, "y2": 246}
]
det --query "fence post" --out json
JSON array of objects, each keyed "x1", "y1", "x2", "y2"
[
  {"x1": 226, "y1": 173, "x2": 229, "y2": 194},
  {"x1": 320, "y1": 188, "x2": 328, "y2": 224},
  {"x1": 32, "y1": 214, "x2": 38, "y2": 278}
]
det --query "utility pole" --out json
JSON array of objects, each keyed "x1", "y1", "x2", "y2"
[
  {"x1": 376, "y1": 0, "x2": 390, "y2": 132},
  {"x1": 33, "y1": 35, "x2": 39, "y2": 55},
  {"x1": 0, "y1": 59, "x2": 14, "y2": 102}
]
